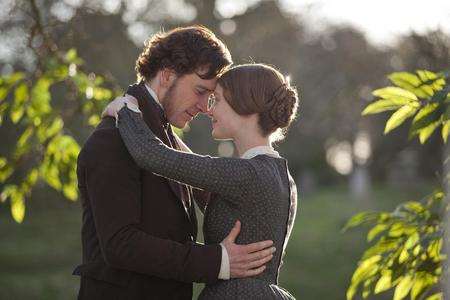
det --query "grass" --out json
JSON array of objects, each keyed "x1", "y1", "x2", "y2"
[{"x1": 0, "y1": 183, "x2": 432, "y2": 299}]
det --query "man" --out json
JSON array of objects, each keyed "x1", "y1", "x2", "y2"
[{"x1": 74, "y1": 25, "x2": 275, "y2": 299}]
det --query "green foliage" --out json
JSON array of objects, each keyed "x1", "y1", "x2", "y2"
[
  {"x1": 0, "y1": 49, "x2": 119, "y2": 222},
  {"x1": 362, "y1": 70, "x2": 449, "y2": 144},
  {"x1": 347, "y1": 69, "x2": 449, "y2": 300},
  {"x1": 344, "y1": 191, "x2": 448, "y2": 300}
]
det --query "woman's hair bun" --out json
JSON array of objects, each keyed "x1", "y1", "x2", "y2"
[{"x1": 268, "y1": 84, "x2": 298, "y2": 129}]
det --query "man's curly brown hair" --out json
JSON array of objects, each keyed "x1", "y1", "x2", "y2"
[{"x1": 135, "y1": 25, "x2": 232, "y2": 82}]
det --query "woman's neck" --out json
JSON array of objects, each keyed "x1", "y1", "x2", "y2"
[{"x1": 233, "y1": 131, "x2": 271, "y2": 157}]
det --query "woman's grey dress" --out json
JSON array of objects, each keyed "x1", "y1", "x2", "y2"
[{"x1": 116, "y1": 107, "x2": 298, "y2": 299}]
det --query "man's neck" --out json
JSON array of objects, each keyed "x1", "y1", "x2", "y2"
[{"x1": 144, "y1": 81, "x2": 161, "y2": 103}]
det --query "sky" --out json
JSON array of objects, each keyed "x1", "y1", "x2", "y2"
[{"x1": 280, "y1": 0, "x2": 450, "y2": 46}]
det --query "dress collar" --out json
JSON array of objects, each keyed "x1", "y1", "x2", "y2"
[{"x1": 241, "y1": 146, "x2": 280, "y2": 159}]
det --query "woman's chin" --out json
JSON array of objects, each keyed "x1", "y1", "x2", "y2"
[{"x1": 211, "y1": 130, "x2": 219, "y2": 139}]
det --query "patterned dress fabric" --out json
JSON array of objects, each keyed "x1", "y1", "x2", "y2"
[{"x1": 116, "y1": 107, "x2": 298, "y2": 299}]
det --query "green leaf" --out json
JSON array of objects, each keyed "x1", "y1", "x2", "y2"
[
  {"x1": 0, "y1": 157, "x2": 7, "y2": 169},
  {"x1": 25, "y1": 169, "x2": 39, "y2": 186},
  {"x1": 88, "y1": 114, "x2": 100, "y2": 127},
  {"x1": 399, "y1": 248, "x2": 409, "y2": 263},
  {"x1": 426, "y1": 293, "x2": 443, "y2": 300},
  {"x1": 373, "y1": 87, "x2": 418, "y2": 101},
  {"x1": 403, "y1": 201, "x2": 425, "y2": 214},
  {"x1": 409, "y1": 103, "x2": 443, "y2": 140},
  {"x1": 63, "y1": 184, "x2": 78, "y2": 201},
  {"x1": 37, "y1": 117, "x2": 64, "y2": 142},
  {"x1": 40, "y1": 157, "x2": 62, "y2": 190},
  {"x1": 404, "y1": 232, "x2": 419, "y2": 250},
  {"x1": 93, "y1": 87, "x2": 112, "y2": 101},
  {"x1": 374, "y1": 271, "x2": 392, "y2": 294},
  {"x1": 346, "y1": 284, "x2": 358, "y2": 300},
  {"x1": 362, "y1": 99, "x2": 411, "y2": 115},
  {"x1": 10, "y1": 83, "x2": 29, "y2": 124},
  {"x1": 10, "y1": 191, "x2": 25, "y2": 223},
  {"x1": 389, "y1": 222, "x2": 410, "y2": 237},
  {"x1": 367, "y1": 224, "x2": 389, "y2": 242},
  {"x1": 384, "y1": 105, "x2": 418, "y2": 134},
  {"x1": 0, "y1": 102, "x2": 9, "y2": 125},
  {"x1": 64, "y1": 48, "x2": 82, "y2": 65},
  {"x1": 362, "y1": 278, "x2": 374, "y2": 298},
  {"x1": 416, "y1": 70, "x2": 445, "y2": 97},
  {"x1": 411, "y1": 273, "x2": 436, "y2": 300},
  {"x1": 5, "y1": 72, "x2": 25, "y2": 85},
  {"x1": 65, "y1": 48, "x2": 77, "y2": 62},
  {"x1": 418, "y1": 120, "x2": 442, "y2": 144},
  {"x1": 28, "y1": 77, "x2": 52, "y2": 119},
  {"x1": 388, "y1": 71, "x2": 434, "y2": 98},
  {"x1": 388, "y1": 72, "x2": 421, "y2": 90},
  {"x1": 393, "y1": 275, "x2": 413, "y2": 300},
  {"x1": 351, "y1": 255, "x2": 381, "y2": 285},
  {"x1": 430, "y1": 86, "x2": 450, "y2": 103},
  {"x1": 427, "y1": 239, "x2": 443, "y2": 262},
  {"x1": 0, "y1": 86, "x2": 9, "y2": 100},
  {"x1": 14, "y1": 127, "x2": 34, "y2": 159},
  {"x1": 442, "y1": 120, "x2": 450, "y2": 143},
  {"x1": 363, "y1": 237, "x2": 400, "y2": 258},
  {"x1": 342, "y1": 211, "x2": 378, "y2": 231},
  {"x1": 17, "y1": 127, "x2": 33, "y2": 149}
]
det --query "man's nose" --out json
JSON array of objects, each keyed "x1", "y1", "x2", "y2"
[{"x1": 197, "y1": 96, "x2": 209, "y2": 113}]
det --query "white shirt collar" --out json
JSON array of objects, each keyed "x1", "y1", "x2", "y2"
[
  {"x1": 144, "y1": 83, "x2": 163, "y2": 108},
  {"x1": 241, "y1": 146, "x2": 280, "y2": 159}
]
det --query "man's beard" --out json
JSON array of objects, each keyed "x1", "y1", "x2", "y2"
[{"x1": 160, "y1": 78, "x2": 179, "y2": 118}]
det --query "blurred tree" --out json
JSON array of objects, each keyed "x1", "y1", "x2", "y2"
[
  {"x1": 0, "y1": 0, "x2": 119, "y2": 222},
  {"x1": 344, "y1": 70, "x2": 450, "y2": 300}
]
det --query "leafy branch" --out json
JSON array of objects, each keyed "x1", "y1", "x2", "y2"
[
  {"x1": 345, "y1": 70, "x2": 449, "y2": 300},
  {"x1": 0, "y1": 0, "x2": 121, "y2": 223}
]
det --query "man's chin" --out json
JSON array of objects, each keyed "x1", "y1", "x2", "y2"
[{"x1": 170, "y1": 120, "x2": 187, "y2": 129}]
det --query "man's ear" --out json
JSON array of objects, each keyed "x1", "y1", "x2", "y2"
[{"x1": 160, "y1": 68, "x2": 177, "y2": 88}]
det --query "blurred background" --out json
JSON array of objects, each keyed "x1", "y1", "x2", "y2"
[{"x1": 0, "y1": 0, "x2": 449, "y2": 299}]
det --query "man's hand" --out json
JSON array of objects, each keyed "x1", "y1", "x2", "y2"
[{"x1": 221, "y1": 220, "x2": 275, "y2": 278}]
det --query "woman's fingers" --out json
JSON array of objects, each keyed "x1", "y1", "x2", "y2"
[{"x1": 102, "y1": 95, "x2": 139, "y2": 118}]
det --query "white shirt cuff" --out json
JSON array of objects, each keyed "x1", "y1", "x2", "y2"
[{"x1": 218, "y1": 243, "x2": 230, "y2": 280}]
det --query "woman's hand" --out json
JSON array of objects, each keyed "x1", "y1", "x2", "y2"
[{"x1": 101, "y1": 94, "x2": 140, "y2": 119}]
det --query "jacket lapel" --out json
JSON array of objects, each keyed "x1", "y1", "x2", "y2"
[{"x1": 126, "y1": 82, "x2": 193, "y2": 224}]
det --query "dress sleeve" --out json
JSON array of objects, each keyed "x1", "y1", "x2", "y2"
[{"x1": 116, "y1": 106, "x2": 255, "y2": 200}]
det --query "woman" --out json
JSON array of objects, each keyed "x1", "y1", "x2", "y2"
[{"x1": 104, "y1": 63, "x2": 299, "y2": 299}]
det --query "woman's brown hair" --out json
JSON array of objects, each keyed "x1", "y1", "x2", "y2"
[
  {"x1": 136, "y1": 25, "x2": 232, "y2": 81},
  {"x1": 217, "y1": 63, "x2": 299, "y2": 141}
]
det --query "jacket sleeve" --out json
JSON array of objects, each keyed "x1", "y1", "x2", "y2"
[{"x1": 81, "y1": 125, "x2": 221, "y2": 283}]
